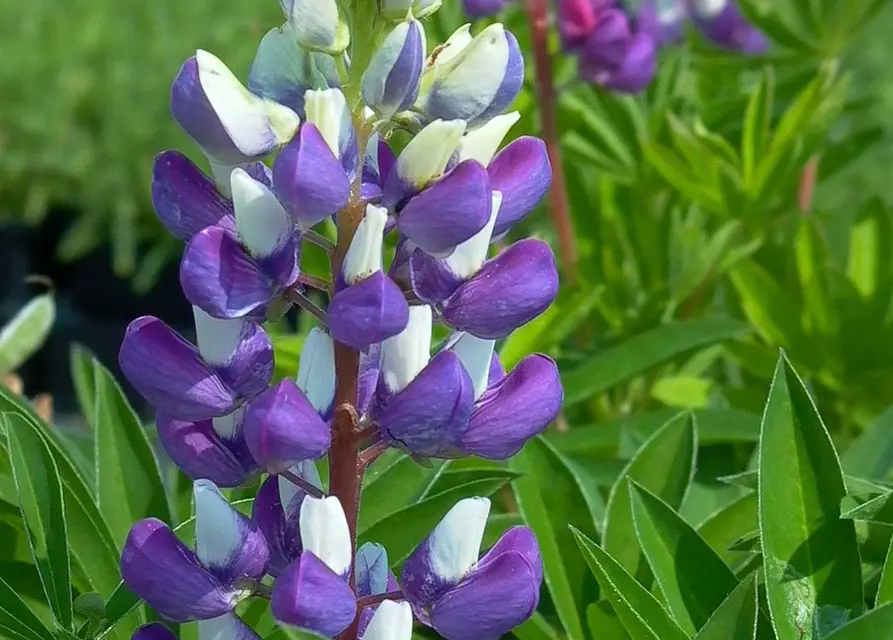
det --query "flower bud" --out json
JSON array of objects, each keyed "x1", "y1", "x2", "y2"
[
  {"x1": 380, "y1": 0, "x2": 442, "y2": 20},
  {"x1": 362, "y1": 600, "x2": 414, "y2": 640},
  {"x1": 171, "y1": 50, "x2": 300, "y2": 166},
  {"x1": 304, "y1": 88, "x2": 356, "y2": 172},
  {"x1": 280, "y1": 0, "x2": 350, "y2": 54},
  {"x1": 380, "y1": 305, "x2": 433, "y2": 393},
  {"x1": 458, "y1": 111, "x2": 520, "y2": 166},
  {"x1": 296, "y1": 328, "x2": 336, "y2": 414},
  {"x1": 300, "y1": 496, "x2": 353, "y2": 578},
  {"x1": 363, "y1": 18, "x2": 426, "y2": 118},
  {"x1": 556, "y1": 0, "x2": 599, "y2": 50},
  {"x1": 417, "y1": 24, "x2": 524, "y2": 128},
  {"x1": 249, "y1": 24, "x2": 339, "y2": 117}
]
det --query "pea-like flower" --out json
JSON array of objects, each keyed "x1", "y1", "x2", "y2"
[{"x1": 402, "y1": 497, "x2": 543, "y2": 639}]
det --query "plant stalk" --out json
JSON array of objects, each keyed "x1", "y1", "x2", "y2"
[{"x1": 525, "y1": 0, "x2": 579, "y2": 285}]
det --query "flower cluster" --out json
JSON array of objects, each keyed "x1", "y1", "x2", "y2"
[
  {"x1": 465, "y1": 0, "x2": 767, "y2": 93},
  {"x1": 117, "y1": 0, "x2": 562, "y2": 638}
]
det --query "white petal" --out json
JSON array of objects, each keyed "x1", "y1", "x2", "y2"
[
  {"x1": 342, "y1": 205, "x2": 388, "y2": 284},
  {"x1": 304, "y1": 88, "x2": 351, "y2": 158},
  {"x1": 361, "y1": 600, "x2": 414, "y2": 640},
  {"x1": 198, "y1": 613, "x2": 259, "y2": 640},
  {"x1": 395, "y1": 119, "x2": 466, "y2": 192},
  {"x1": 692, "y1": 0, "x2": 727, "y2": 19},
  {"x1": 231, "y1": 168, "x2": 293, "y2": 258},
  {"x1": 300, "y1": 495, "x2": 352, "y2": 576},
  {"x1": 428, "y1": 497, "x2": 490, "y2": 582},
  {"x1": 421, "y1": 24, "x2": 510, "y2": 121},
  {"x1": 428, "y1": 24, "x2": 473, "y2": 70},
  {"x1": 278, "y1": 459, "x2": 323, "y2": 510},
  {"x1": 448, "y1": 333, "x2": 495, "y2": 401},
  {"x1": 414, "y1": 0, "x2": 443, "y2": 18},
  {"x1": 380, "y1": 305, "x2": 432, "y2": 393},
  {"x1": 197, "y1": 49, "x2": 300, "y2": 158},
  {"x1": 443, "y1": 190, "x2": 502, "y2": 279},
  {"x1": 296, "y1": 328, "x2": 336, "y2": 413},
  {"x1": 458, "y1": 111, "x2": 520, "y2": 166},
  {"x1": 208, "y1": 159, "x2": 238, "y2": 197},
  {"x1": 194, "y1": 480, "x2": 243, "y2": 571},
  {"x1": 193, "y1": 306, "x2": 245, "y2": 366},
  {"x1": 211, "y1": 406, "x2": 245, "y2": 440}
]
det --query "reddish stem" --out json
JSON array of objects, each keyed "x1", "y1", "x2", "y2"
[
  {"x1": 525, "y1": 0, "x2": 579, "y2": 285},
  {"x1": 280, "y1": 469, "x2": 326, "y2": 499},
  {"x1": 798, "y1": 154, "x2": 820, "y2": 215},
  {"x1": 355, "y1": 590, "x2": 405, "y2": 609}
]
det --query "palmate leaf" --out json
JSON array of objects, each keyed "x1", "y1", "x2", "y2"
[
  {"x1": 758, "y1": 355, "x2": 863, "y2": 640},
  {"x1": 572, "y1": 527, "x2": 688, "y2": 640},
  {"x1": 629, "y1": 482, "x2": 738, "y2": 635},
  {"x1": 602, "y1": 413, "x2": 696, "y2": 586}
]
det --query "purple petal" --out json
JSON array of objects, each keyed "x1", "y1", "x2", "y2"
[
  {"x1": 479, "y1": 526, "x2": 543, "y2": 587},
  {"x1": 210, "y1": 319, "x2": 275, "y2": 404},
  {"x1": 197, "y1": 613, "x2": 261, "y2": 640},
  {"x1": 151, "y1": 151, "x2": 236, "y2": 241},
  {"x1": 119, "y1": 317, "x2": 237, "y2": 421},
  {"x1": 408, "y1": 248, "x2": 464, "y2": 305},
  {"x1": 181, "y1": 226, "x2": 279, "y2": 319},
  {"x1": 273, "y1": 123, "x2": 351, "y2": 227},
  {"x1": 488, "y1": 137, "x2": 551, "y2": 237},
  {"x1": 357, "y1": 342, "x2": 382, "y2": 415},
  {"x1": 580, "y1": 9, "x2": 633, "y2": 70},
  {"x1": 593, "y1": 33, "x2": 658, "y2": 94},
  {"x1": 397, "y1": 161, "x2": 491, "y2": 256},
  {"x1": 488, "y1": 353, "x2": 506, "y2": 387},
  {"x1": 427, "y1": 548, "x2": 541, "y2": 639},
  {"x1": 441, "y1": 239, "x2": 559, "y2": 339},
  {"x1": 133, "y1": 623, "x2": 178, "y2": 640},
  {"x1": 460, "y1": 355, "x2": 562, "y2": 459},
  {"x1": 251, "y1": 476, "x2": 302, "y2": 576},
  {"x1": 378, "y1": 351, "x2": 473, "y2": 457},
  {"x1": 382, "y1": 22, "x2": 424, "y2": 114},
  {"x1": 636, "y1": 0, "x2": 687, "y2": 47},
  {"x1": 120, "y1": 518, "x2": 238, "y2": 622},
  {"x1": 243, "y1": 379, "x2": 331, "y2": 474},
  {"x1": 695, "y1": 2, "x2": 769, "y2": 54},
  {"x1": 271, "y1": 551, "x2": 357, "y2": 637},
  {"x1": 156, "y1": 414, "x2": 257, "y2": 487},
  {"x1": 327, "y1": 272, "x2": 410, "y2": 351},
  {"x1": 463, "y1": 0, "x2": 506, "y2": 18},
  {"x1": 556, "y1": 0, "x2": 599, "y2": 50}
]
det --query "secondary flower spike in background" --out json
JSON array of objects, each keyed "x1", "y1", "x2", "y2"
[{"x1": 117, "y1": 0, "x2": 559, "y2": 637}]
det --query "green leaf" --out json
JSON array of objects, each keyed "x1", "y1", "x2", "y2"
[
  {"x1": 0, "y1": 574, "x2": 55, "y2": 640},
  {"x1": 511, "y1": 612, "x2": 563, "y2": 640},
  {"x1": 758, "y1": 355, "x2": 863, "y2": 640},
  {"x1": 357, "y1": 478, "x2": 508, "y2": 567},
  {"x1": 562, "y1": 317, "x2": 749, "y2": 406},
  {"x1": 70, "y1": 343, "x2": 97, "y2": 423},
  {"x1": 571, "y1": 528, "x2": 688, "y2": 640},
  {"x1": 697, "y1": 493, "x2": 759, "y2": 570},
  {"x1": 741, "y1": 68, "x2": 773, "y2": 192},
  {"x1": 841, "y1": 405, "x2": 893, "y2": 480},
  {"x1": 4, "y1": 412, "x2": 73, "y2": 630},
  {"x1": 629, "y1": 481, "x2": 738, "y2": 634},
  {"x1": 510, "y1": 438, "x2": 600, "y2": 638},
  {"x1": 795, "y1": 217, "x2": 837, "y2": 337},
  {"x1": 603, "y1": 413, "x2": 696, "y2": 584},
  {"x1": 822, "y1": 603, "x2": 893, "y2": 640},
  {"x1": 877, "y1": 536, "x2": 893, "y2": 608},
  {"x1": 693, "y1": 574, "x2": 758, "y2": 640},
  {"x1": 0, "y1": 293, "x2": 55, "y2": 375},
  {"x1": 358, "y1": 453, "x2": 442, "y2": 534},
  {"x1": 586, "y1": 601, "x2": 629, "y2": 640},
  {"x1": 841, "y1": 491, "x2": 893, "y2": 524},
  {"x1": 92, "y1": 358, "x2": 173, "y2": 545}
]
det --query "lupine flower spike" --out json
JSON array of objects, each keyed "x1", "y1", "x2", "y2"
[{"x1": 119, "y1": 0, "x2": 560, "y2": 637}]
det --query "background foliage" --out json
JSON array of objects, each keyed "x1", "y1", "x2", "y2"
[{"x1": 3, "y1": 0, "x2": 893, "y2": 638}]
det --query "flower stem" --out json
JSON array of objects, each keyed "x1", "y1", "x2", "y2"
[
  {"x1": 525, "y1": 0, "x2": 579, "y2": 285},
  {"x1": 355, "y1": 590, "x2": 404, "y2": 609},
  {"x1": 280, "y1": 469, "x2": 326, "y2": 499}
]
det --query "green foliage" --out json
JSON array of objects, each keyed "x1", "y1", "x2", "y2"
[{"x1": 0, "y1": 294, "x2": 55, "y2": 375}]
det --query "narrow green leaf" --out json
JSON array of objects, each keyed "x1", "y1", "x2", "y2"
[
  {"x1": 741, "y1": 69, "x2": 773, "y2": 192},
  {"x1": 92, "y1": 358, "x2": 173, "y2": 545},
  {"x1": 841, "y1": 405, "x2": 893, "y2": 480},
  {"x1": 358, "y1": 453, "x2": 442, "y2": 533},
  {"x1": 586, "y1": 601, "x2": 629, "y2": 640},
  {"x1": 4, "y1": 412, "x2": 73, "y2": 630},
  {"x1": 629, "y1": 482, "x2": 738, "y2": 634},
  {"x1": 795, "y1": 218, "x2": 837, "y2": 337},
  {"x1": 571, "y1": 528, "x2": 688, "y2": 640},
  {"x1": 822, "y1": 603, "x2": 893, "y2": 640},
  {"x1": 511, "y1": 612, "x2": 562, "y2": 640},
  {"x1": 0, "y1": 294, "x2": 55, "y2": 375},
  {"x1": 877, "y1": 536, "x2": 893, "y2": 608},
  {"x1": 693, "y1": 574, "x2": 758, "y2": 640},
  {"x1": 759, "y1": 355, "x2": 863, "y2": 640},
  {"x1": 70, "y1": 343, "x2": 97, "y2": 423},
  {"x1": 697, "y1": 493, "x2": 759, "y2": 570},
  {"x1": 562, "y1": 317, "x2": 749, "y2": 406},
  {"x1": 0, "y1": 574, "x2": 55, "y2": 640},
  {"x1": 510, "y1": 438, "x2": 595, "y2": 638},
  {"x1": 603, "y1": 413, "x2": 696, "y2": 584},
  {"x1": 357, "y1": 478, "x2": 508, "y2": 566},
  {"x1": 841, "y1": 491, "x2": 893, "y2": 525}
]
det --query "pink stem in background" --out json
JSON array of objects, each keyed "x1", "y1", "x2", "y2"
[
  {"x1": 798, "y1": 154, "x2": 820, "y2": 214},
  {"x1": 525, "y1": 0, "x2": 580, "y2": 286}
]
